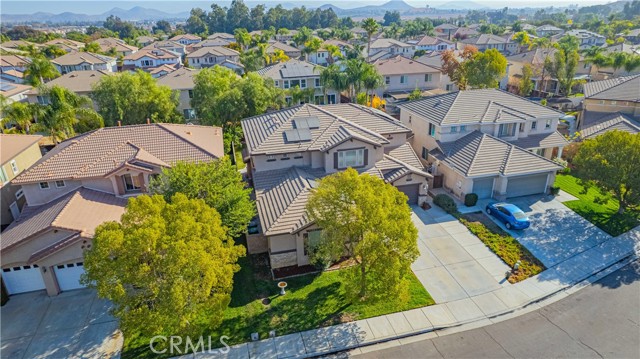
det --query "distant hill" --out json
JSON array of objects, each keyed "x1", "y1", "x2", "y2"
[
  {"x1": 436, "y1": 1, "x2": 488, "y2": 10},
  {"x1": 318, "y1": 0, "x2": 415, "y2": 17},
  {"x1": 1, "y1": 6, "x2": 190, "y2": 24}
]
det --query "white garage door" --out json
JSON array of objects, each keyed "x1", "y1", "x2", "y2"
[
  {"x1": 54, "y1": 262, "x2": 86, "y2": 291},
  {"x1": 506, "y1": 173, "x2": 549, "y2": 198},
  {"x1": 2, "y1": 265, "x2": 45, "y2": 295},
  {"x1": 472, "y1": 177, "x2": 495, "y2": 199}
]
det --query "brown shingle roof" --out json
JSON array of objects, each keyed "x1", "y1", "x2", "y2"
[
  {"x1": 12, "y1": 124, "x2": 224, "y2": 185},
  {"x1": 52, "y1": 52, "x2": 115, "y2": 66},
  {"x1": 187, "y1": 46, "x2": 239, "y2": 58},
  {"x1": 374, "y1": 55, "x2": 440, "y2": 76},
  {"x1": 156, "y1": 67, "x2": 199, "y2": 90},
  {"x1": 0, "y1": 134, "x2": 42, "y2": 165},
  {"x1": 26, "y1": 70, "x2": 111, "y2": 95},
  {"x1": 124, "y1": 48, "x2": 179, "y2": 61}
]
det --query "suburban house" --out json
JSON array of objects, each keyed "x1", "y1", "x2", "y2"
[
  {"x1": 558, "y1": 30, "x2": 606, "y2": 50},
  {"x1": 460, "y1": 34, "x2": 519, "y2": 56},
  {"x1": 536, "y1": 25, "x2": 564, "y2": 37},
  {"x1": 25, "y1": 70, "x2": 111, "y2": 109},
  {"x1": 157, "y1": 67, "x2": 199, "y2": 120},
  {"x1": 589, "y1": 44, "x2": 640, "y2": 80},
  {"x1": 241, "y1": 103, "x2": 432, "y2": 269},
  {"x1": 306, "y1": 40, "x2": 351, "y2": 66},
  {"x1": 148, "y1": 64, "x2": 178, "y2": 78},
  {"x1": 368, "y1": 38, "x2": 416, "y2": 59},
  {"x1": 44, "y1": 38, "x2": 84, "y2": 52},
  {"x1": 0, "y1": 134, "x2": 43, "y2": 228},
  {"x1": 136, "y1": 35, "x2": 157, "y2": 47},
  {"x1": 95, "y1": 38, "x2": 138, "y2": 57},
  {"x1": 451, "y1": 27, "x2": 480, "y2": 40},
  {"x1": 409, "y1": 35, "x2": 455, "y2": 52},
  {"x1": 398, "y1": 89, "x2": 567, "y2": 201},
  {"x1": 1, "y1": 40, "x2": 41, "y2": 51},
  {"x1": 207, "y1": 32, "x2": 235, "y2": 41},
  {"x1": 190, "y1": 38, "x2": 234, "y2": 48},
  {"x1": 51, "y1": 52, "x2": 117, "y2": 74},
  {"x1": 1, "y1": 55, "x2": 31, "y2": 84},
  {"x1": 0, "y1": 83, "x2": 33, "y2": 105},
  {"x1": 578, "y1": 112, "x2": 640, "y2": 140},
  {"x1": 622, "y1": 28, "x2": 640, "y2": 44},
  {"x1": 265, "y1": 41, "x2": 302, "y2": 59},
  {"x1": 582, "y1": 75, "x2": 640, "y2": 118},
  {"x1": 257, "y1": 59, "x2": 338, "y2": 105},
  {"x1": 186, "y1": 47, "x2": 243, "y2": 73},
  {"x1": 373, "y1": 55, "x2": 448, "y2": 98},
  {"x1": 142, "y1": 40, "x2": 187, "y2": 56},
  {"x1": 170, "y1": 34, "x2": 201, "y2": 45},
  {"x1": 1, "y1": 123, "x2": 224, "y2": 296},
  {"x1": 434, "y1": 23, "x2": 458, "y2": 39},
  {"x1": 122, "y1": 48, "x2": 182, "y2": 71}
]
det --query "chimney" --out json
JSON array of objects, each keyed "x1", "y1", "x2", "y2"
[
  {"x1": 147, "y1": 118, "x2": 151, "y2": 125},
  {"x1": 117, "y1": 120, "x2": 121, "y2": 127}
]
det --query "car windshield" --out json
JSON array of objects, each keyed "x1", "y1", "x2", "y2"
[{"x1": 513, "y1": 211, "x2": 527, "y2": 220}]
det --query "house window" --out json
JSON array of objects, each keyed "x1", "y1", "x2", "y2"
[
  {"x1": 275, "y1": 81, "x2": 279, "y2": 87},
  {"x1": 519, "y1": 123, "x2": 525, "y2": 132},
  {"x1": 55, "y1": 180, "x2": 65, "y2": 188},
  {"x1": 425, "y1": 74, "x2": 432, "y2": 82},
  {"x1": 0, "y1": 168, "x2": 7, "y2": 184},
  {"x1": 531, "y1": 121, "x2": 537, "y2": 130},
  {"x1": 611, "y1": 101, "x2": 617, "y2": 105},
  {"x1": 10, "y1": 160, "x2": 18, "y2": 174},
  {"x1": 300, "y1": 79, "x2": 307, "y2": 88},
  {"x1": 460, "y1": 125, "x2": 467, "y2": 132},
  {"x1": 400, "y1": 75, "x2": 408, "y2": 84},
  {"x1": 39, "y1": 182, "x2": 49, "y2": 189},
  {"x1": 337, "y1": 149, "x2": 365, "y2": 168},
  {"x1": 290, "y1": 79, "x2": 301, "y2": 88},
  {"x1": 281, "y1": 153, "x2": 290, "y2": 160},
  {"x1": 293, "y1": 152, "x2": 303, "y2": 159},
  {"x1": 450, "y1": 126, "x2": 457, "y2": 133},
  {"x1": 428, "y1": 123, "x2": 436, "y2": 137},
  {"x1": 188, "y1": 90, "x2": 194, "y2": 98},
  {"x1": 303, "y1": 229, "x2": 322, "y2": 255},
  {"x1": 385, "y1": 76, "x2": 390, "y2": 85},
  {"x1": 498, "y1": 123, "x2": 516, "y2": 137},
  {"x1": 535, "y1": 148, "x2": 546, "y2": 156},
  {"x1": 284, "y1": 80, "x2": 290, "y2": 89},
  {"x1": 406, "y1": 173, "x2": 413, "y2": 181},
  {"x1": 421, "y1": 147, "x2": 428, "y2": 160},
  {"x1": 545, "y1": 119, "x2": 552, "y2": 129},
  {"x1": 315, "y1": 78, "x2": 321, "y2": 87},
  {"x1": 122, "y1": 173, "x2": 142, "y2": 192},
  {"x1": 15, "y1": 188, "x2": 23, "y2": 199},
  {"x1": 446, "y1": 84, "x2": 453, "y2": 91}
]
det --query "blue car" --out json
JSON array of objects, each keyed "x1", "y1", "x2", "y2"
[{"x1": 485, "y1": 202, "x2": 530, "y2": 230}]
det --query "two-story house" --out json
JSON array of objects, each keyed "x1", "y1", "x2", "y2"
[
  {"x1": 579, "y1": 75, "x2": 640, "y2": 136},
  {"x1": 51, "y1": 52, "x2": 117, "y2": 74},
  {"x1": 44, "y1": 38, "x2": 84, "y2": 53},
  {"x1": 368, "y1": 38, "x2": 416, "y2": 59},
  {"x1": 398, "y1": 89, "x2": 567, "y2": 201},
  {"x1": 409, "y1": 35, "x2": 455, "y2": 52},
  {"x1": 256, "y1": 59, "x2": 338, "y2": 105},
  {"x1": 95, "y1": 37, "x2": 138, "y2": 57},
  {"x1": 142, "y1": 40, "x2": 187, "y2": 57},
  {"x1": 186, "y1": 47, "x2": 243, "y2": 73},
  {"x1": 0, "y1": 83, "x2": 32, "y2": 106},
  {"x1": 434, "y1": 23, "x2": 459, "y2": 40},
  {"x1": 559, "y1": 30, "x2": 606, "y2": 50},
  {"x1": 460, "y1": 34, "x2": 520, "y2": 56},
  {"x1": 374, "y1": 55, "x2": 449, "y2": 98},
  {"x1": 136, "y1": 35, "x2": 157, "y2": 47},
  {"x1": 0, "y1": 134, "x2": 42, "y2": 228},
  {"x1": 122, "y1": 48, "x2": 182, "y2": 71},
  {"x1": 241, "y1": 103, "x2": 432, "y2": 269},
  {"x1": 265, "y1": 41, "x2": 302, "y2": 59},
  {"x1": 157, "y1": 67, "x2": 199, "y2": 120},
  {"x1": 170, "y1": 34, "x2": 202, "y2": 45},
  {"x1": 26, "y1": 70, "x2": 111, "y2": 110},
  {"x1": 1, "y1": 55, "x2": 31, "y2": 84},
  {"x1": 1, "y1": 124, "x2": 224, "y2": 296},
  {"x1": 307, "y1": 40, "x2": 351, "y2": 65},
  {"x1": 536, "y1": 25, "x2": 564, "y2": 37}
]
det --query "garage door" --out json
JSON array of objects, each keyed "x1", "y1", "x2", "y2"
[
  {"x1": 54, "y1": 262, "x2": 86, "y2": 291},
  {"x1": 396, "y1": 184, "x2": 420, "y2": 204},
  {"x1": 472, "y1": 177, "x2": 495, "y2": 199},
  {"x1": 506, "y1": 173, "x2": 549, "y2": 198},
  {"x1": 2, "y1": 265, "x2": 45, "y2": 295}
]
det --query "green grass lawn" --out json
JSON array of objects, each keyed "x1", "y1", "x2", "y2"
[
  {"x1": 122, "y1": 255, "x2": 434, "y2": 358},
  {"x1": 459, "y1": 213, "x2": 545, "y2": 283},
  {"x1": 554, "y1": 174, "x2": 639, "y2": 237}
]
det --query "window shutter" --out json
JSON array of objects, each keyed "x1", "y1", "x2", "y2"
[
  {"x1": 363, "y1": 149, "x2": 368, "y2": 166},
  {"x1": 334, "y1": 152, "x2": 338, "y2": 169}
]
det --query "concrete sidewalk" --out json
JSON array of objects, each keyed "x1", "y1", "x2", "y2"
[{"x1": 175, "y1": 228, "x2": 639, "y2": 358}]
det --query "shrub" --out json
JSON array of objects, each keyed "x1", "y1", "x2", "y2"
[
  {"x1": 550, "y1": 185, "x2": 560, "y2": 195},
  {"x1": 464, "y1": 193, "x2": 478, "y2": 207},
  {"x1": 433, "y1": 194, "x2": 458, "y2": 215}
]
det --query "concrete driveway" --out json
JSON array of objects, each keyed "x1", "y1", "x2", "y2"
[
  {"x1": 478, "y1": 192, "x2": 612, "y2": 268},
  {"x1": 411, "y1": 204, "x2": 511, "y2": 303},
  {"x1": 1, "y1": 289, "x2": 122, "y2": 359}
]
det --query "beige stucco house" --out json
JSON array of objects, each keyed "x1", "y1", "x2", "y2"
[
  {"x1": 1, "y1": 124, "x2": 224, "y2": 296},
  {"x1": 398, "y1": 89, "x2": 566, "y2": 201},
  {"x1": 157, "y1": 67, "x2": 199, "y2": 120},
  {"x1": 256, "y1": 59, "x2": 338, "y2": 105},
  {"x1": 241, "y1": 103, "x2": 432, "y2": 270}
]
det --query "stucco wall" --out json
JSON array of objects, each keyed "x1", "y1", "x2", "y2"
[
  {"x1": 324, "y1": 139, "x2": 383, "y2": 174},
  {"x1": 584, "y1": 99, "x2": 640, "y2": 117},
  {"x1": 252, "y1": 152, "x2": 312, "y2": 173}
]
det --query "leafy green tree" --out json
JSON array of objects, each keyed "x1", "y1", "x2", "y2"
[
  {"x1": 40, "y1": 45, "x2": 66, "y2": 59},
  {"x1": 83, "y1": 42, "x2": 102, "y2": 54},
  {"x1": 408, "y1": 88, "x2": 422, "y2": 101},
  {"x1": 24, "y1": 56, "x2": 60, "y2": 86},
  {"x1": 466, "y1": 48, "x2": 508, "y2": 89},
  {"x1": 549, "y1": 47, "x2": 580, "y2": 96},
  {"x1": 306, "y1": 168, "x2": 419, "y2": 301},
  {"x1": 441, "y1": 46, "x2": 478, "y2": 90},
  {"x1": 92, "y1": 71, "x2": 180, "y2": 126},
  {"x1": 574, "y1": 131, "x2": 640, "y2": 213},
  {"x1": 150, "y1": 159, "x2": 254, "y2": 237},
  {"x1": 361, "y1": 63, "x2": 384, "y2": 105},
  {"x1": 383, "y1": 11, "x2": 401, "y2": 26},
  {"x1": 234, "y1": 28, "x2": 251, "y2": 51},
  {"x1": 186, "y1": 8, "x2": 208, "y2": 35},
  {"x1": 226, "y1": 0, "x2": 251, "y2": 32},
  {"x1": 512, "y1": 31, "x2": 531, "y2": 47},
  {"x1": 1, "y1": 101, "x2": 39, "y2": 134},
  {"x1": 153, "y1": 20, "x2": 172, "y2": 34},
  {"x1": 319, "y1": 63, "x2": 348, "y2": 104},
  {"x1": 292, "y1": 26, "x2": 313, "y2": 47},
  {"x1": 520, "y1": 64, "x2": 535, "y2": 96},
  {"x1": 303, "y1": 37, "x2": 323, "y2": 60},
  {"x1": 362, "y1": 18, "x2": 380, "y2": 60},
  {"x1": 82, "y1": 194, "x2": 245, "y2": 337}
]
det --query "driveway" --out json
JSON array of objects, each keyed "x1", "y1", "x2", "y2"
[
  {"x1": 1, "y1": 289, "x2": 122, "y2": 359},
  {"x1": 411, "y1": 204, "x2": 511, "y2": 303}
]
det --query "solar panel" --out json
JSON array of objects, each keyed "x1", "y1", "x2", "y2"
[
  {"x1": 297, "y1": 128, "x2": 312, "y2": 141},
  {"x1": 283, "y1": 128, "x2": 312, "y2": 142},
  {"x1": 292, "y1": 116, "x2": 320, "y2": 129}
]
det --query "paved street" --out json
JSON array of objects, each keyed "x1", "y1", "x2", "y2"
[{"x1": 353, "y1": 261, "x2": 640, "y2": 359}]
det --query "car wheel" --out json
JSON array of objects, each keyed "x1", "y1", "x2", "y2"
[
  {"x1": 486, "y1": 208, "x2": 491, "y2": 215},
  {"x1": 506, "y1": 223, "x2": 511, "y2": 229}
]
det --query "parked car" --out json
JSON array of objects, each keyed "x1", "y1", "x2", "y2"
[{"x1": 485, "y1": 202, "x2": 530, "y2": 230}]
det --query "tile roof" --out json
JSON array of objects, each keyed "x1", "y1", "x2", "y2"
[
  {"x1": 506, "y1": 48, "x2": 558, "y2": 65},
  {"x1": 370, "y1": 38, "x2": 413, "y2": 49},
  {"x1": 95, "y1": 38, "x2": 138, "y2": 53},
  {"x1": 52, "y1": 52, "x2": 115, "y2": 66},
  {"x1": 12, "y1": 124, "x2": 223, "y2": 185},
  {"x1": 171, "y1": 34, "x2": 201, "y2": 41},
  {"x1": 26, "y1": 70, "x2": 111, "y2": 94},
  {"x1": 44, "y1": 38, "x2": 84, "y2": 50},
  {"x1": 124, "y1": 48, "x2": 180, "y2": 61},
  {"x1": 1, "y1": 40, "x2": 40, "y2": 49},
  {"x1": 507, "y1": 131, "x2": 569, "y2": 149},
  {"x1": 374, "y1": 55, "x2": 440, "y2": 76},
  {"x1": 241, "y1": 103, "x2": 410, "y2": 155},
  {"x1": 0, "y1": 83, "x2": 32, "y2": 98},
  {"x1": 207, "y1": 32, "x2": 235, "y2": 40},
  {"x1": 580, "y1": 112, "x2": 640, "y2": 139},
  {"x1": 398, "y1": 89, "x2": 563, "y2": 126},
  {"x1": 266, "y1": 41, "x2": 300, "y2": 54},
  {"x1": 157, "y1": 67, "x2": 199, "y2": 90},
  {"x1": 256, "y1": 58, "x2": 318, "y2": 79},
  {"x1": 437, "y1": 131, "x2": 562, "y2": 177},
  {"x1": 461, "y1": 34, "x2": 512, "y2": 45},
  {"x1": 323, "y1": 39, "x2": 352, "y2": 49},
  {"x1": 583, "y1": 75, "x2": 640, "y2": 102},
  {"x1": 0, "y1": 55, "x2": 31, "y2": 68},
  {"x1": 186, "y1": 46, "x2": 239, "y2": 58},
  {"x1": 415, "y1": 35, "x2": 452, "y2": 46},
  {"x1": 0, "y1": 134, "x2": 42, "y2": 165},
  {"x1": 192, "y1": 39, "x2": 233, "y2": 48},
  {"x1": 0, "y1": 188, "x2": 127, "y2": 251}
]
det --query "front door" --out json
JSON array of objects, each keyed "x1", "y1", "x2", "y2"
[{"x1": 9, "y1": 201, "x2": 20, "y2": 220}]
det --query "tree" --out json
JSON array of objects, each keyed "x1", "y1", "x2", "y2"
[
  {"x1": 383, "y1": 11, "x2": 401, "y2": 26},
  {"x1": 362, "y1": 18, "x2": 380, "y2": 60},
  {"x1": 549, "y1": 46, "x2": 580, "y2": 96},
  {"x1": 361, "y1": 63, "x2": 384, "y2": 105},
  {"x1": 92, "y1": 71, "x2": 180, "y2": 126},
  {"x1": 226, "y1": 0, "x2": 251, "y2": 32},
  {"x1": 466, "y1": 48, "x2": 508, "y2": 89},
  {"x1": 150, "y1": 159, "x2": 254, "y2": 237},
  {"x1": 512, "y1": 31, "x2": 531, "y2": 48},
  {"x1": 186, "y1": 8, "x2": 208, "y2": 35},
  {"x1": 41, "y1": 45, "x2": 66, "y2": 59},
  {"x1": 303, "y1": 37, "x2": 323, "y2": 60},
  {"x1": 441, "y1": 45, "x2": 478, "y2": 90},
  {"x1": 408, "y1": 88, "x2": 422, "y2": 101},
  {"x1": 153, "y1": 20, "x2": 172, "y2": 34},
  {"x1": 234, "y1": 28, "x2": 251, "y2": 51},
  {"x1": 103, "y1": 15, "x2": 137, "y2": 39},
  {"x1": 573, "y1": 131, "x2": 640, "y2": 214},
  {"x1": 1, "y1": 101, "x2": 40, "y2": 134},
  {"x1": 319, "y1": 63, "x2": 348, "y2": 104},
  {"x1": 520, "y1": 64, "x2": 535, "y2": 97},
  {"x1": 82, "y1": 193, "x2": 245, "y2": 338},
  {"x1": 306, "y1": 168, "x2": 419, "y2": 301},
  {"x1": 24, "y1": 56, "x2": 60, "y2": 86},
  {"x1": 83, "y1": 42, "x2": 102, "y2": 54},
  {"x1": 292, "y1": 26, "x2": 313, "y2": 47}
]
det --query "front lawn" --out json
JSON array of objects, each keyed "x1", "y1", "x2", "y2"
[
  {"x1": 122, "y1": 254, "x2": 434, "y2": 358},
  {"x1": 459, "y1": 212, "x2": 545, "y2": 283},
  {"x1": 554, "y1": 174, "x2": 639, "y2": 236}
]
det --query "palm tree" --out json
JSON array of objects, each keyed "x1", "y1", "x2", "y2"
[
  {"x1": 320, "y1": 64, "x2": 348, "y2": 104},
  {"x1": 303, "y1": 37, "x2": 323, "y2": 61},
  {"x1": 1, "y1": 102, "x2": 40, "y2": 134},
  {"x1": 234, "y1": 28, "x2": 252, "y2": 52},
  {"x1": 361, "y1": 64, "x2": 384, "y2": 105},
  {"x1": 362, "y1": 18, "x2": 380, "y2": 61},
  {"x1": 622, "y1": 54, "x2": 640, "y2": 74},
  {"x1": 529, "y1": 38, "x2": 556, "y2": 95},
  {"x1": 25, "y1": 56, "x2": 60, "y2": 86},
  {"x1": 323, "y1": 44, "x2": 342, "y2": 64},
  {"x1": 608, "y1": 52, "x2": 629, "y2": 73}
]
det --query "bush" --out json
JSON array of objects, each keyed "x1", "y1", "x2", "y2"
[
  {"x1": 550, "y1": 185, "x2": 560, "y2": 195},
  {"x1": 433, "y1": 194, "x2": 458, "y2": 215},
  {"x1": 464, "y1": 193, "x2": 478, "y2": 207}
]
